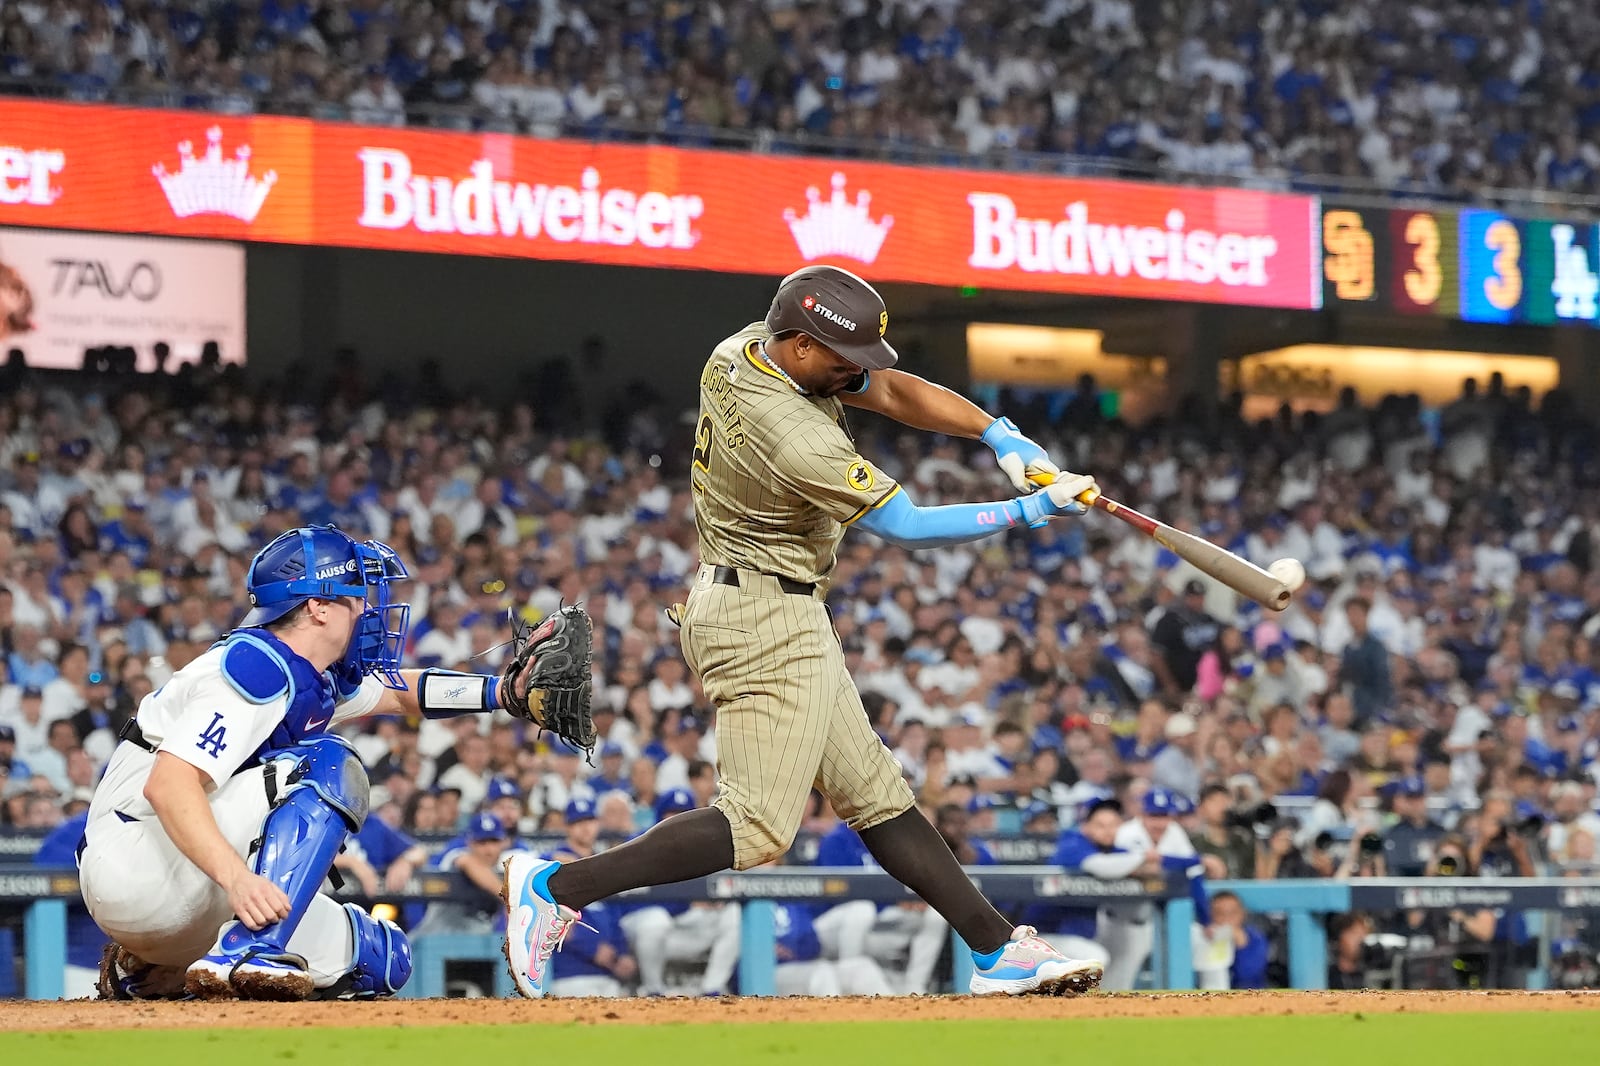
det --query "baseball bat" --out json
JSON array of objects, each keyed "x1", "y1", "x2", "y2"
[{"x1": 1030, "y1": 474, "x2": 1292, "y2": 612}]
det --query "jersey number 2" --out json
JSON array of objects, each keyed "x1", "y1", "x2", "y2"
[{"x1": 692, "y1": 414, "x2": 714, "y2": 473}]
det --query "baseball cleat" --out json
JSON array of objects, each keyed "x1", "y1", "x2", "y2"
[
  {"x1": 969, "y1": 926, "x2": 1105, "y2": 997},
  {"x1": 502, "y1": 853, "x2": 582, "y2": 999},
  {"x1": 96, "y1": 943, "x2": 188, "y2": 1000},
  {"x1": 185, "y1": 922, "x2": 314, "y2": 1001}
]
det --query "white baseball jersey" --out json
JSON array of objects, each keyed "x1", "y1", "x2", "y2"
[{"x1": 93, "y1": 644, "x2": 384, "y2": 817}]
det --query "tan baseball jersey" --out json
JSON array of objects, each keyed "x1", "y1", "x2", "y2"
[{"x1": 690, "y1": 322, "x2": 900, "y2": 594}]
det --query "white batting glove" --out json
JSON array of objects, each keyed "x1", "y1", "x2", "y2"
[
  {"x1": 981, "y1": 416, "x2": 1062, "y2": 495},
  {"x1": 1016, "y1": 472, "x2": 1098, "y2": 528}
]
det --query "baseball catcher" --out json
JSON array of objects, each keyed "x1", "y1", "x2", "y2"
[{"x1": 80, "y1": 523, "x2": 596, "y2": 1001}]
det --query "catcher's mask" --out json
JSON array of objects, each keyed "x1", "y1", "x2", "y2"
[{"x1": 241, "y1": 524, "x2": 412, "y2": 689}]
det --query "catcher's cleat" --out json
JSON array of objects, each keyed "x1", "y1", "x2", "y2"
[
  {"x1": 96, "y1": 943, "x2": 189, "y2": 1000},
  {"x1": 503, "y1": 853, "x2": 583, "y2": 999},
  {"x1": 969, "y1": 926, "x2": 1105, "y2": 997},
  {"x1": 185, "y1": 922, "x2": 314, "y2": 1001}
]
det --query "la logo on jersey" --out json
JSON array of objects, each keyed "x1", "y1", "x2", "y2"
[{"x1": 196, "y1": 711, "x2": 229, "y2": 757}]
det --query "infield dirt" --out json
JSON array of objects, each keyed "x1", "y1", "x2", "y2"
[{"x1": 6, "y1": 989, "x2": 1598, "y2": 1031}]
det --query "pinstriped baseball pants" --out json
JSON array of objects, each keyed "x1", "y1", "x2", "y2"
[{"x1": 680, "y1": 563, "x2": 916, "y2": 870}]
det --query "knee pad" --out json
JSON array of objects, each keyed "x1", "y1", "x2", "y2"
[
  {"x1": 271, "y1": 734, "x2": 370, "y2": 831},
  {"x1": 321, "y1": 903, "x2": 411, "y2": 999}
]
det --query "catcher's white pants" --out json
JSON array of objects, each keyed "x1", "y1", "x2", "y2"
[
  {"x1": 77, "y1": 759, "x2": 352, "y2": 987},
  {"x1": 814, "y1": 900, "x2": 947, "y2": 994},
  {"x1": 774, "y1": 956, "x2": 895, "y2": 996},
  {"x1": 550, "y1": 975, "x2": 624, "y2": 998},
  {"x1": 620, "y1": 903, "x2": 741, "y2": 995}
]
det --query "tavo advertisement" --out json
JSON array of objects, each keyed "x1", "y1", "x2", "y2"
[
  {"x1": 0, "y1": 226, "x2": 245, "y2": 369},
  {"x1": 0, "y1": 99, "x2": 1322, "y2": 310}
]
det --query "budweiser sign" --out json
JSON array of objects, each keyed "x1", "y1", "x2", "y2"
[
  {"x1": 356, "y1": 151, "x2": 703, "y2": 249},
  {"x1": 969, "y1": 197, "x2": 1279, "y2": 288},
  {"x1": 0, "y1": 144, "x2": 64, "y2": 206},
  {"x1": 0, "y1": 100, "x2": 1323, "y2": 310}
]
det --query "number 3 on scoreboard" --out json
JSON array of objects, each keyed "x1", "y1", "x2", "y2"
[
  {"x1": 1403, "y1": 213, "x2": 1442, "y2": 306},
  {"x1": 692, "y1": 413, "x2": 714, "y2": 473},
  {"x1": 1483, "y1": 219, "x2": 1523, "y2": 312}
]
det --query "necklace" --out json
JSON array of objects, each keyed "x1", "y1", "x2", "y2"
[{"x1": 757, "y1": 342, "x2": 808, "y2": 395}]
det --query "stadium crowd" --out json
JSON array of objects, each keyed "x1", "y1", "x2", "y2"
[
  {"x1": 2, "y1": 0, "x2": 1600, "y2": 201},
  {"x1": 3, "y1": 354, "x2": 1600, "y2": 993}
]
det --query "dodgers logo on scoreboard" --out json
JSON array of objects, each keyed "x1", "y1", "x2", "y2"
[
  {"x1": 1550, "y1": 223, "x2": 1600, "y2": 323},
  {"x1": 1522, "y1": 219, "x2": 1600, "y2": 326}
]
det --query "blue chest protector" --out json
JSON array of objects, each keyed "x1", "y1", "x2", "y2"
[{"x1": 217, "y1": 627, "x2": 342, "y2": 766}]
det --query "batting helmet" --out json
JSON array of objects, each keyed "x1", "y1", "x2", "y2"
[{"x1": 765, "y1": 264, "x2": 898, "y2": 370}]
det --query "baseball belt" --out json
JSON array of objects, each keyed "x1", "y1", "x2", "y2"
[{"x1": 710, "y1": 565, "x2": 815, "y2": 597}]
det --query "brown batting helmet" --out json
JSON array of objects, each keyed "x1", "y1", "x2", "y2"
[{"x1": 765, "y1": 265, "x2": 897, "y2": 371}]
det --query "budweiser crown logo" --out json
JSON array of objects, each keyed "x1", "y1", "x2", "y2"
[
  {"x1": 784, "y1": 172, "x2": 893, "y2": 264},
  {"x1": 153, "y1": 127, "x2": 277, "y2": 223}
]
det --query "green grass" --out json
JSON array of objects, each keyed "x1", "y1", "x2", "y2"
[{"x1": 5, "y1": 1013, "x2": 1597, "y2": 1066}]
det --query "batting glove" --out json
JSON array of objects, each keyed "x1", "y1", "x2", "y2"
[
  {"x1": 1015, "y1": 472, "x2": 1097, "y2": 528},
  {"x1": 982, "y1": 416, "x2": 1061, "y2": 495}
]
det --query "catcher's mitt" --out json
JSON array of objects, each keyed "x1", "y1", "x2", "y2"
[{"x1": 500, "y1": 604, "x2": 596, "y2": 753}]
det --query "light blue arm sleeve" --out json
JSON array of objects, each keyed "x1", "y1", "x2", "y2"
[{"x1": 854, "y1": 487, "x2": 1025, "y2": 549}]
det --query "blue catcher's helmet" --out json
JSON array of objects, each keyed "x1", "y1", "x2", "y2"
[{"x1": 240, "y1": 525, "x2": 412, "y2": 689}]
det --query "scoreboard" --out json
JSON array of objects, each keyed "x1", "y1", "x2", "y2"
[{"x1": 1322, "y1": 204, "x2": 1600, "y2": 327}]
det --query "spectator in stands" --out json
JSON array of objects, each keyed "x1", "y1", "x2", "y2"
[
  {"x1": 1327, "y1": 912, "x2": 1375, "y2": 990},
  {"x1": 1151, "y1": 712, "x2": 1202, "y2": 800},
  {"x1": 1191, "y1": 783, "x2": 1257, "y2": 879},
  {"x1": 1382, "y1": 777, "x2": 1447, "y2": 877},
  {"x1": 1340, "y1": 597, "x2": 1393, "y2": 723},
  {"x1": 412, "y1": 812, "x2": 513, "y2": 937},
  {"x1": 1151, "y1": 581, "x2": 1222, "y2": 696},
  {"x1": 1207, "y1": 891, "x2": 1269, "y2": 991}
]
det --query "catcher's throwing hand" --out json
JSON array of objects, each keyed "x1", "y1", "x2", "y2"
[
  {"x1": 500, "y1": 604, "x2": 597, "y2": 753},
  {"x1": 225, "y1": 870, "x2": 291, "y2": 931}
]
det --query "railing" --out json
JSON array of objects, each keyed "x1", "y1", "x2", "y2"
[
  {"x1": 8, "y1": 866, "x2": 1592, "y2": 999},
  {"x1": 1, "y1": 76, "x2": 1595, "y2": 220}
]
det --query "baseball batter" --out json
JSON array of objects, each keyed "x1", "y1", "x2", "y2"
[
  {"x1": 81, "y1": 524, "x2": 588, "y2": 1001},
  {"x1": 506, "y1": 265, "x2": 1107, "y2": 998}
]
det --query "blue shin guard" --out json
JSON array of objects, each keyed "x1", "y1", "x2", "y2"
[
  {"x1": 317, "y1": 902, "x2": 412, "y2": 999},
  {"x1": 187, "y1": 736, "x2": 370, "y2": 1000}
]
